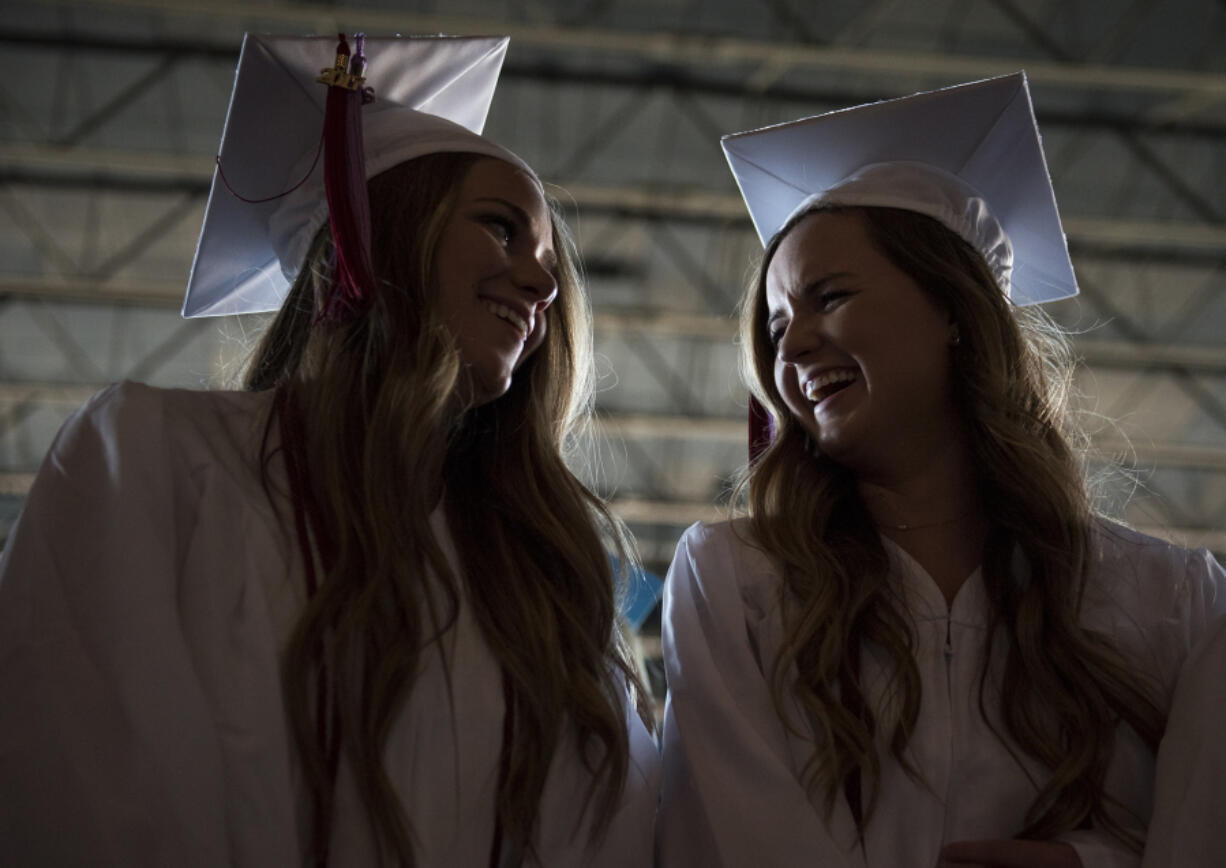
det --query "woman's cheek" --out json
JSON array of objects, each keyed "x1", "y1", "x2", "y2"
[
  {"x1": 774, "y1": 357, "x2": 793, "y2": 400},
  {"x1": 516, "y1": 313, "x2": 548, "y2": 370}
]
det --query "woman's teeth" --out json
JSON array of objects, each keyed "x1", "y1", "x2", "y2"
[
  {"x1": 484, "y1": 300, "x2": 529, "y2": 337},
  {"x1": 803, "y1": 369, "x2": 858, "y2": 403}
]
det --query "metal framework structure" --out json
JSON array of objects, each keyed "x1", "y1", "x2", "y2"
[{"x1": 3, "y1": 0, "x2": 1225, "y2": 656}]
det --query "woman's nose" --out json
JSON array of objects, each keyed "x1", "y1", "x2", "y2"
[
  {"x1": 776, "y1": 317, "x2": 819, "y2": 364},
  {"x1": 514, "y1": 254, "x2": 558, "y2": 308}
]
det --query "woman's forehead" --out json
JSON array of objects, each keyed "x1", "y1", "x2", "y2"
[
  {"x1": 770, "y1": 210, "x2": 886, "y2": 280},
  {"x1": 460, "y1": 160, "x2": 548, "y2": 215}
]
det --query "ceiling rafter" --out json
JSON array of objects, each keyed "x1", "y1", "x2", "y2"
[
  {"x1": 4, "y1": 149, "x2": 1226, "y2": 257},
  {"x1": 608, "y1": 494, "x2": 1226, "y2": 553},
  {"x1": 5, "y1": 30, "x2": 1226, "y2": 141},
  {"x1": 4, "y1": 281, "x2": 1226, "y2": 375},
  {"x1": 35, "y1": 0, "x2": 1226, "y2": 102},
  {"x1": 52, "y1": 51, "x2": 182, "y2": 147},
  {"x1": 3, "y1": 383, "x2": 1226, "y2": 476},
  {"x1": 984, "y1": 0, "x2": 1224, "y2": 225}
]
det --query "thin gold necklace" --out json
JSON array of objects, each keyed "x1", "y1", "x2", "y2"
[{"x1": 875, "y1": 509, "x2": 975, "y2": 531}]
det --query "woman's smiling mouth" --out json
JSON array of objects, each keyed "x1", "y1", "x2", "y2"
[
  {"x1": 802, "y1": 368, "x2": 859, "y2": 404},
  {"x1": 483, "y1": 298, "x2": 530, "y2": 340}
]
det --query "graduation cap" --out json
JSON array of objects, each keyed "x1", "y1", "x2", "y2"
[
  {"x1": 721, "y1": 72, "x2": 1077, "y2": 307},
  {"x1": 183, "y1": 34, "x2": 529, "y2": 318}
]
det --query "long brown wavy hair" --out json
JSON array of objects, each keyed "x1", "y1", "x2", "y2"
[
  {"x1": 737, "y1": 205, "x2": 1164, "y2": 850},
  {"x1": 246, "y1": 152, "x2": 651, "y2": 866}
]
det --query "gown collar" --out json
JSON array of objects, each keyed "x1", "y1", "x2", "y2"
[{"x1": 879, "y1": 535, "x2": 989, "y2": 627}]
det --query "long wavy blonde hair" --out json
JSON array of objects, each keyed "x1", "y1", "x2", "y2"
[
  {"x1": 737, "y1": 205, "x2": 1164, "y2": 850},
  {"x1": 246, "y1": 152, "x2": 651, "y2": 866}
]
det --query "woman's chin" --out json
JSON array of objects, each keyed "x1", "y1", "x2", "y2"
[{"x1": 465, "y1": 366, "x2": 514, "y2": 408}]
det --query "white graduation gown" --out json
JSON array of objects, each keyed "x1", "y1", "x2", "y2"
[
  {"x1": 1142, "y1": 610, "x2": 1226, "y2": 868},
  {"x1": 659, "y1": 518, "x2": 1224, "y2": 868},
  {"x1": 0, "y1": 381, "x2": 659, "y2": 867}
]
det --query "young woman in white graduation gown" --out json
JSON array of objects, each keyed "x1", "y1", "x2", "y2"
[
  {"x1": 658, "y1": 74, "x2": 1224, "y2": 868},
  {"x1": 0, "y1": 35, "x2": 658, "y2": 867}
]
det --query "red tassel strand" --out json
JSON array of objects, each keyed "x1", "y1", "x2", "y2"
[{"x1": 317, "y1": 33, "x2": 376, "y2": 322}]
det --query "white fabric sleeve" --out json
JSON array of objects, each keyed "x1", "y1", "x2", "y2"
[
  {"x1": 1141, "y1": 548, "x2": 1226, "y2": 868},
  {"x1": 1068, "y1": 546, "x2": 1226, "y2": 868},
  {"x1": 576, "y1": 682, "x2": 661, "y2": 868},
  {"x1": 657, "y1": 523, "x2": 854, "y2": 868},
  {"x1": 1061, "y1": 832, "x2": 1139, "y2": 868},
  {"x1": 532, "y1": 665, "x2": 660, "y2": 868},
  {"x1": 0, "y1": 385, "x2": 290, "y2": 867}
]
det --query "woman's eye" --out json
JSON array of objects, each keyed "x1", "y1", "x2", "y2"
[
  {"x1": 483, "y1": 216, "x2": 514, "y2": 245},
  {"x1": 768, "y1": 324, "x2": 786, "y2": 348},
  {"x1": 817, "y1": 290, "x2": 851, "y2": 311}
]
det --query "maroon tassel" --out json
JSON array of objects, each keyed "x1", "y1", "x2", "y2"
[
  {"x1": 748, "y1": 396, "x2": 774, "y2": 461},
  {"x1": 317, "y1": 33, "x2": 376, "y2": 322}
]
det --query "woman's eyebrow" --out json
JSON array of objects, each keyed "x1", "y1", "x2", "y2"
[
  {"x1": 801, "y1": 272, "x2": 851, "y2": 293},
  {"x1": 767, "y1": 271, "x2": 854, "y2": 322},
  {"x1": 474, "y1": 196, "x2": 524, "y2": 217},
  {"x1": 791, "y1": 272, "x2": 855, "y2": 300}
]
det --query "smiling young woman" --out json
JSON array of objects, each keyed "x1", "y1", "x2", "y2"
[
  {"x1": 241, "y1": 149, "x2": 656, "y2": 867},
  {"x1": 764, "y1": 210, "x2": 963, "y2": 482},
  {"x1": 0, "y1": 36, "x2": 658, "y2": 868},
  {"x1": 430, "y1": 159, "x2": 560, "y2": 404},
  {"x1": 658, "y1": 75, "x2": 1225, "y2": 868}
]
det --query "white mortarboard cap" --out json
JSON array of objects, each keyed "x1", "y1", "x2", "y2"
[
  {"x1": 721, "y1": 72, "x2": 1077, "y2": 306},
  {"x1": 183, "y1": 34, "x2": 529, "y2": 318}
]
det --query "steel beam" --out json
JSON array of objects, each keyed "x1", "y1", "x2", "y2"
[
  {"x1": 0, "y1": 473, "x2": 35, "y2": 496},
  {"x1": 985, "y1": 0, "x2": 1223, "y2": 225},
  {"x1": 607, "y1": 494, "x2": 1226, "y2": 552},
  {"x1": 603, "y1": 411, "x2": 1226, "y2": 470},
  {"x1": 3, "y1": 286, "x2": 1226, "y2": 375},
  {"x1": 35, "y1": 1, "x2": 1226, "y2": 102},
  {"x1": 1, "y1": 469, "x2": 1221, "y2": 554},
  {"x1": 6, "y1": 30, "x2": 1226, "y2": 141},
  {"x1": 5, "y1": 382, "x2": 1226, "y2": 470},
  {"x1": 4, "y1": 147, "x2": 1226, "y2": 256}
]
